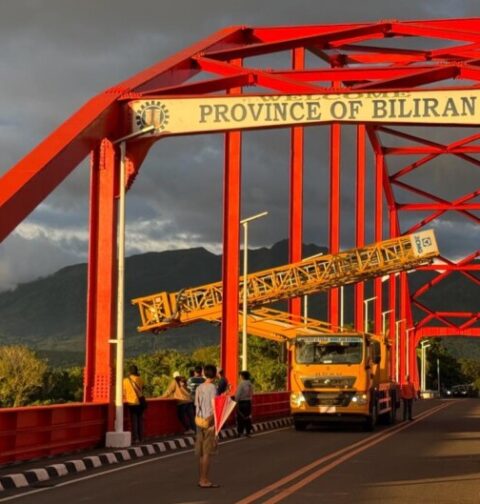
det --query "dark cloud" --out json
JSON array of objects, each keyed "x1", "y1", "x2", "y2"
[{"x1": 0, "y1": 0, "x2": 479, "y2": 290}]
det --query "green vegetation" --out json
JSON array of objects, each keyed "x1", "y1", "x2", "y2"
[
  {"x1": 0, "y1": 346, "x2": 48, "y2": 406},
  {"x1": 127, "y1": 337, "x2": 286, "y2": 397},
  {"x1": 0, "y1": 339, "x2": 286, "y2": 407},
  {"x1": 0, "y1": 243, "x2": 477, "y2": 367},
  {"x1": 1, "y1": 335, "x2": 479, "y2": 407},
  {"x1": 424, "y1": 339, "x2": 480, "y2": 391}
]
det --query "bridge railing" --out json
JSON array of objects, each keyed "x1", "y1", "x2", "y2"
[
  {"x1": 0, "y1": 402, "x2": 108, "y2": 466},
  {"x1": 0, "y1": 392, "x2": 290, "y2": 466}
]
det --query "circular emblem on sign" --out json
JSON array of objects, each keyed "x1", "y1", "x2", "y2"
[{"x1": 135, "y1": 101, "x2": 170, "y2": 131}]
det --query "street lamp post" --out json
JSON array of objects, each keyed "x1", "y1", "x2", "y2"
[
  {"x1": 395, "y1": 319, "x2": 406, "y2": 383},
  {"x1": 240, "y1": 211, "x2": 268, "y2": 371},
  {"x1": 437, "y1": 358, "x2": 441, "y2": 395},
  {"x1": 382, "y1": 309, "x2": 394, "y2": 336},
  {"x1": 420, "y1": 340, "x2": 431, "y2": 395},
  {"x1": 340, "y1": 286, "x2": 345, "y2": 330},
  {"x1": 363, "y1": 296, "x2": 377, "y2": 334},
  {"x1": 106, "y1": 125, "x2": 155, "y2": 448}
]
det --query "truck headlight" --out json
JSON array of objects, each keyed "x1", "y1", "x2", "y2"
[
  {"x1": 290, "y1": 392, "x2": 306, "y2": 407},
  {"x1": 351, "y1": 393, "x2": 368, "y2": 405}
]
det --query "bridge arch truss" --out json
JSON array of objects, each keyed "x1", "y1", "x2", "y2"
[{"x1": 0, "y1": 18, "x2": 479, "y2": 400}]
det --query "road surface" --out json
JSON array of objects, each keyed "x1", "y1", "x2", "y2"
[{"x1": 1, "y1": 399, "x2": 479, "y2": 503}]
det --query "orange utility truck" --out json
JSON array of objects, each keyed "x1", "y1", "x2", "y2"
[{"x1": 290, "y1": 330, "x2": 398, "y2": 431}]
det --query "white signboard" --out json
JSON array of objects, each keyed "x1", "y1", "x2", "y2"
[
  {"x1": 129, "y1": 89, "x2": 480, "y2": 136},
  {"x1": 410, "y1": 230, "x2": 439, "y2": 258}
]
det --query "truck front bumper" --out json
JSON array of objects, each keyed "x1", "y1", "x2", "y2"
[{"x1": 293, "y1": 411, "x2": 369, "y2": 423}]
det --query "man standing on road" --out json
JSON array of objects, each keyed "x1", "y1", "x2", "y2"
[
  {"x1": 235, "y1": 370, "x2": 254, "y2": 437},
  {"x1": 401, "y1": 375, "x2": 416, "y2": 421},
  {"x1": 195, "y1": 364, "x2": 219, "y2": 489}
]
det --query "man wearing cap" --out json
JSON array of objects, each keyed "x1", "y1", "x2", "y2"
[
  {"x1": 187, "y1": 365, "x2": 205, "y2": 398},
  {"x1": 163, "y1": 371, "x2": 196, "y2": 434}
]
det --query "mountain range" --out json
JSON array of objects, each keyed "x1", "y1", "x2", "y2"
[{"x1": 0, "y1": 240, "x2": 478, "y2": 366}]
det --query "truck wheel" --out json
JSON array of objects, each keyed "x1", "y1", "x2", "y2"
[
  {"x1": 364, "y1": 403, "x2": 378, "y2": 431},
  {"x1": 294, "y1": 420, "x2": 307, "y2": 431}
]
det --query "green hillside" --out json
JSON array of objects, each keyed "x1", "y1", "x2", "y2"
[{"x1": 0, "y1": 240, "x2": 477, "y2": 366}]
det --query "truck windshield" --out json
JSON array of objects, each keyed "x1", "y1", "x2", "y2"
[{"x1": 295, "y1": 336, "x2": 363, "y2": 364}]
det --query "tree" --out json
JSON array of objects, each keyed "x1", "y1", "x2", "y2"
[
  {"x1": 0, "y1": 345, "x2": 48, "y2": 407},
  {"x1": 247, "y1": 337, "x2": 286, "y2": 391},
  {"x1": 36, "y1": 367, "x2": 83, "y2": 404},
  {"x1": 426, "y1": 340, "x2": 465, "y2": 390},
  {"x1": 459, "y1": 359, "x2": 480, "y2": 389}
]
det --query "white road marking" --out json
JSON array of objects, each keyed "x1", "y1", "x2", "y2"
[{"x1": 0, "y1": 427, "x2": 291, "y2": 502}]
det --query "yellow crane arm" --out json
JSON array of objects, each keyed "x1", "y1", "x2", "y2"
[
  {"x1": 233, "y1": 307, "x2": 337, "y2": 342},
  {"x1": 132, "y1": 230, "x2": 438, "y2": 333}
]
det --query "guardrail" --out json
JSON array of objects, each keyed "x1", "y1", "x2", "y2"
[
  {"x1": 0, "y1": 403, "x2": 108, "y2": 466},
  {"x1": 0, "y1": 392, "x2": 290, "y2": 466}
]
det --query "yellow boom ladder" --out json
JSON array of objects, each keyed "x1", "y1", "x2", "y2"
[{"x1": 132, "y1": 230, "x2": 439, "y2": 333}]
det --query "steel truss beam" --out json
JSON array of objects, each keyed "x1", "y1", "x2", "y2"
[{"x1": 1, "y1": 19, "x2": 480, "y2": 399}]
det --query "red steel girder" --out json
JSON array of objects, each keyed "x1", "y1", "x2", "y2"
[
  {"x1": 250, "y1": 18, "x2": 480, "y2": 43},
  {"x1": 270, "y1": 64, "x2": 448, "y2": 83},
  {"x1": 340, "y1": 44, "x2": 431, "y2": 63},
  {"x1": 288, "y1": 47, "x2": 305, "y2": 389},
  {"x1": 1, "y1": 18, "x2": 480, "y2": 399},
  {"x1": 392, "y1": 179, "x2": 480, "y2": 231},
  {"x1": 417, "y1": 327, "x2": 480, "y2": 338},
  {"x1": 354, "y1": 125, "x2": 366, "y2": 332},
  {"x1": 204, "y1": 23, "x2": 391, "y2": 60},
  {"x1": 196, "y1": 56, "x2": 326, "y2": 93},
  {"x1": 398, "y1": 203, "x2": 480, "y2": 210},
  {"x1": 138, "y1": 73, "x2": 255, "y2": 96},
  {"x1": 384, "y1": 146, "x2": 480, "y2": 154},
  {"x1": 0, "y1": 26, "x2": 245, "y2": 243},
  {"x1": 413, "y1": 299, "x2": 458, "y2": 329},
  {"x1": 353, "y1": 65, "x2": 460, "y2": 90},
  {"x1": 391, "y1": 21, "x2": 480, "y2": 44},
  {"x1": 413, "y1": 252, "x2": 480, "y2": 299},
  {"x1": 84, "y1": 139, "x2": 117, "y2": 404}
]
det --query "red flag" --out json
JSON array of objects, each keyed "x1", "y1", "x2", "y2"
[{"x1": 212, "y1": 395, "x2": 237, "y2": 435}]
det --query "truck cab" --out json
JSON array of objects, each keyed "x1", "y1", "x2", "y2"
[{"x1": 290, "y1": 332, "x2": 397, "y2": 431}]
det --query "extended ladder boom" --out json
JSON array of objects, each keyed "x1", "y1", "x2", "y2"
[{"x1": 132, "y1": 230, "x2": 438, "y2": 333}]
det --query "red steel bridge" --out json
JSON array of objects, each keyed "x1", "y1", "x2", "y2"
[{"x1": 0, "y1": 18, "x2": 479, "y2": 417}]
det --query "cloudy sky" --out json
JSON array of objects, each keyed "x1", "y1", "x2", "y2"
[{"x1": 0, "y1": 0, "x2": 479, "y2": 291}]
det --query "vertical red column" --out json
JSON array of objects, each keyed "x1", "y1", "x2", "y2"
[
  {"x1": 221, "y1": 132, "x2": 241, "y2": 390},
  {"x1": 409, "y1": 329, "x2": 418, "y2": 387},
  {"x1": 399, "y1": 272, "x2": 408, "y2": 383},
  {"x1": 389, "y1": 212, "x2": 399, "y2": 380},
  {"x1": 288, "y1": 47, "x2": 304, "y2": 390},
  {"x1": 355, "y1": 125, "x2": 366, "y2": 332},
  {"x1": 288, "y1": 47, "x2": 304, "y2": 314},
  {"x1": 328, "y1": 123, "x2": 341, "y2": 326},
  {"x1": 84, "y1": 139, "x2": 117, "y2": 403},
  {"x1": 412, "y1": 332, "x2": 420, "y2": 389},
  {"x1": 221, "y1": 61, "x2": 242, "y2": 390},
  {"x1": 373, "y1": 153, "x2": 384, "y2": 334}
]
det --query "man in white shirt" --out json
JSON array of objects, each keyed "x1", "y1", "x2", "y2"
[{"x1": 195, "y1": 364, "x2": 219, "y2": 488}]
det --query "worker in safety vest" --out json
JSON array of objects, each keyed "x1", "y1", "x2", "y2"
[{"x1": 400, "y1": 375, "x2": 416, "y2": 421}]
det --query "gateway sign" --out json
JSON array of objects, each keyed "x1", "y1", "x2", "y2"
[{"x1": 130, "y1": 89, "x2": 480, "y2": 136}]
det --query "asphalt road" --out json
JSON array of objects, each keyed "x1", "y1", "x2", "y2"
[{"x1": 2, "y1": 399, "x2": 479, "y2": 504}]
